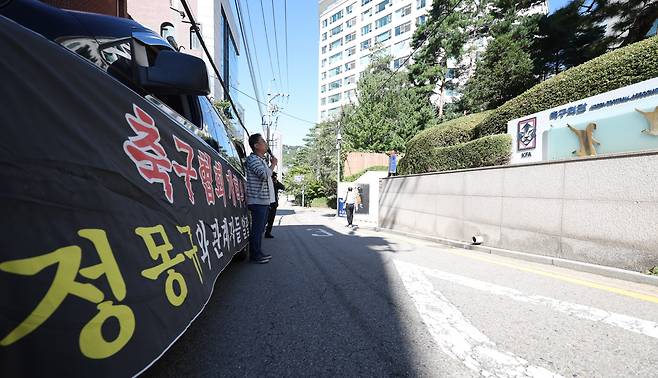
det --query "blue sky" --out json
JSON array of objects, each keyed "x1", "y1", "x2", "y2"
[
  {"x1": 236, "y1": 0, "x2": 572, "y2": 147},
  {"x1": 236, "y1": 0, "x2": 318, "y2": 146}
]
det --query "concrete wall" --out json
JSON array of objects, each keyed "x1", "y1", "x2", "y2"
[
  {"x1": 379, "y1": 152, "x2": 658, "y2": 272},
  {"x1": 343, "y1": 152, "x2": 388, "y2": 177}
]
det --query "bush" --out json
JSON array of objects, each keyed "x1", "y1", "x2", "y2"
[
  {"x1": 474, "y1": 36, "x2": 658, "y2": 137},
  {"x1": 401, "y1": 111, "x2": 492, "y2": 174},
  {"x1": 343, "y1": 165, "x2": 388, "y2": 182},
  {"x1": 398, "y1": 134, "x2": 512, "y2": 174},
  {"x1": 311, "y1": 196, "x2": 330, "y2": 208},
  {"x1": 406, "y1": 111, "x2": 492, "y2": 151}
]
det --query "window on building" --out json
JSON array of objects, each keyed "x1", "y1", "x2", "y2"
[
  {"x1": 346, "y1": 3, "x2": 355, "y2": 14},
  {"x1": 345, "y1": 60, "x2": 356, "y2": 71},
  {"x1": 396, "y1": 4, "x2": 411, "y2": 17},
  {"x1": 330, "y1": 10, "x2": 344, "y2": 23},
  {"x1": 375, "y1": 14, "x2": 392, "y2": 29},
  {"x1": 321, "y1": 110, "x2": 327, "y2": 119},
  {"x1": 345, "y1": 75, "x2": 356, "y2": 85},
  {"x1": 393, "y1": 56, "x2": 408, "y2": 69},
  {"x1": 375, "y1": 0, "x2": 390, "y2": 13},
  {"x1": 330, "y1": 24, "x2": 343, "y2": 36},
  {"x1": 417, "y1": 0, "x2": 427, "y2": 9},
  {"x1": 322, "y1": 45, "x2": 327, "y2": 54},
  {"x1": 190, "y1": 25, "x2": 201, "y2": 49},
  {"x1": 322, "y1": 19, "x2": 328, "y2": 28},
  {"x1": 328, "y1": 93, "x2": 341, "y2": 103},
  {"x1": 360, "y1": 39, "x2": 371, "y2": 50},
  {"x1": 328, "y1": 107, "x2": 341, "y2": 117},
  {"x1": 322, "y1": 32, "x2": 327, "y2": 41},
  {"x1": 321, "y1": 58, "x2": 327, "y2": 67},
  {"x1": 346, "y1": 46, "x2": 356, "y2": 56},
  {"x1": 395, "y1": 21, "x2": 411, "y2": 36},
  {"x1": 321, "y1": 97, "x2": 326, "y2": 105},
  {"x1": 322, "y1": 71, "x2": 327, "y2": 80},
  {"x1": 328, "y1": 79, "x2": 342, "y2": 90},
  {"x1": 345, "y1": 32, "x2": 356, "y2": 43},
  {"x1": 347, "y1": 17, "x2": 357, "y2": 28},
  {"x1": 375, "y1": 30, "x2": 391, "y2": 43},
  {"x1": 328, "y1": 65, "x2": 342, "y2": 77},
  {"x1": 359, "y1": 54, "x2": 370, "y2": 66},
  {"x1": 329, "y1": 38, "x2": 344, "y2": 51},
  {"x1": 345, "y1": 89, "x2": 356, "y2": 100},
  {"x1": 393, "y1": 38, "x2": 410, "y2": 54},
  {"x1": 321, "y1": 84, "x2": 326, "y2": 93},
  {"x1": 416, "y1": 15, "x2": 427, "y2": 25},
  {"x1": 160, "y1": 23, "x2": 175, "y2": 39},
  {"x1": 361, "y1": 0, "x2": 372, "y2": 5},
  {"x1": 329, "y1": 52, "x2": 343, "y2": 65},
  {"x1": 361, "y1": 24, "x2": 372, "y2": 35},
  {"x1": 361, "y1": 8, "x2": 372, "y2": 20}
]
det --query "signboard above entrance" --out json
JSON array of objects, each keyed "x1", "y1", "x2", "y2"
[{"x1": 507, "y1": 77, "x2": 658, "y2": 164}]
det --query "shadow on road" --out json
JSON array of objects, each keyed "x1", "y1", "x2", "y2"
[{"x1": 144, "y1": 223, "x2": 422, "y2": 377}]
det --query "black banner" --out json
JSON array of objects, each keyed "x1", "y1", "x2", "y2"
[{"x1": 0, "y1": 16, "x2": 248, "y2": 376}]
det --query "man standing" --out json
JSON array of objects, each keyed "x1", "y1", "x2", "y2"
[
  {"x1": 388, "y1": 150, "x2": 398, "y2": 177},
  {"x1": 245, "y1": 134, "x2": 277, "y2": 264},
  {"x1": 265, "y1": 172, "x2": 286, "y2": 238},
  {"x1": 344, "y1": 187, "x2": 356, "y2": 227}
]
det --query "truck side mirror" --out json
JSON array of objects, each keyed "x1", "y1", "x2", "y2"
[{"x1": 135, "y1": 49, "x2": 210, "y2": 95}]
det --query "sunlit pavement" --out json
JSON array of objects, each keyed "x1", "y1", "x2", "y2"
[{"x1": 145, "y1": 203, "x2": 658, "y2": 377}]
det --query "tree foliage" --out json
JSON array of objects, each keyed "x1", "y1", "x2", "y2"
[
  {"x1": 342, "y1": 52, "x2": 436, "y2": 152},
  {"x1": 460, "y1": 33, "x2": 537, "y2": 112},
  {"x1": 283, "y1": 120, "x2": 344, "y2": 207},
  {"x1": 531, "y1": 1, "x2": 608, "y2": 79},
  {"x1": 587, "y1": 0, "x2": 658, "y2": 47}
]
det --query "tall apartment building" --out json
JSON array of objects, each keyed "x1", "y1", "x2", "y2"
[
  {"x1": 317, "y1": 0, "x2": 550, "y2": 121},
  {"x1": 317, "y1": 0, "x2": 432, "y2": 121}
]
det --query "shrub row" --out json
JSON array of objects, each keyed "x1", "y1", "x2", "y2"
[
  {"x1": 398, "y1": 134, "x2": 511, "y2": 175},
  {"x1": 405, "y1": 111, "x2": 491, "y2": 153},
  {"x1": 474, "y1": 36, "x2": 658, "y2": 137}
]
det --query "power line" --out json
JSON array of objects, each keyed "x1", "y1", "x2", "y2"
[
  {"x1": 231, "y1": 85, "x2": 316, "y2": 125},
  {"x1": 284, "y1": 0, "x2": 289, "y2": 93},
  {"x1": 271, "y1": 0, "x2": 284, "y2": 91},
  {"x1": 243, "y1": 0, "x2": 266, "y2": 105},
  {"x1": 260, "y1": 0, "x2": 278, "y2": 85},
  {"x1": 234, "y1": 0, "x2": 265, "y2": 119}
]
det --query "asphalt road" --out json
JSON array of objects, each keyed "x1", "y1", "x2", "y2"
[{"x1": 144, "y1": 205, "x2": 658, "y2": 377}]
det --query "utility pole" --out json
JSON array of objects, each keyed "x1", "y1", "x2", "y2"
[{"x1": 262, "y1": 90, "x2": 288, "y2": 163}]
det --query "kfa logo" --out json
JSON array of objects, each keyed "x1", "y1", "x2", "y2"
[{"x1": 517, "y1": 117, "x2": 537, "y2": 151}]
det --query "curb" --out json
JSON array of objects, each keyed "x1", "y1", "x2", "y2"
[{"x1": 375, "y1": 227, "x2": 658, "y2": 288}]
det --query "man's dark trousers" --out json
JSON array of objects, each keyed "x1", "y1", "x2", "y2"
[
  {"x1": 346, "y1": 203, "x2": 355, "y2": 225},
  {"x1": 265, "y1": 202, "x2": 277, "y2": 236},
  {"x1": 248, "y1": 204, "x2": 269, "y2": 260}
]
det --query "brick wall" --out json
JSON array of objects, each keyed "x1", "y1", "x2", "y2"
[{"x1": 343, "y1": 152, "x2": 388, "y2": 177}]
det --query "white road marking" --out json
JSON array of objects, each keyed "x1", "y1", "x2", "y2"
[
  {"x1": 415, "y1": 263, "x2": 658, "y2": 340},
  {"x1": 394, "y1": 260, "x2": 563, "y2": 378},
  {"x1": 306, "y1": 228, "x2": 333, "y2": 237}
]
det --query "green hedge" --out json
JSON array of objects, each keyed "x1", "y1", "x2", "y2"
[
  {"x1": 398, "y1": 134, "x2": 511, "y2": 174},
  {"x1": 406, "y1": 111, "x2": 491, "y2": 153},
  {"x1": 474, "y1": 36, "x2": 658, "y2": 137},
  {"x1": 310, "y1": 196, "x2": 331, "y2": 208}
]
